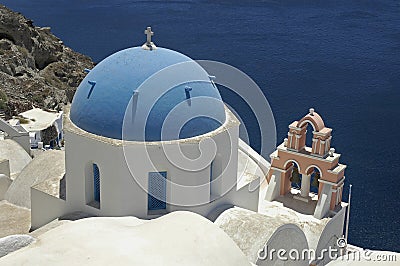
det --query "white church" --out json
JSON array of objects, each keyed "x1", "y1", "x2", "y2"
[
  {"x1": 30, "y1": 27, "x2": 263, "y2": 229},
  {"x1": 1, "y1": 28, "x2": 360, "y2": 266}
]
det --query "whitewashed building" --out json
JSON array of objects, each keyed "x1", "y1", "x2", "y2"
[
  {"x1": 16, "y1": 108, "x2": 63, "y2": 148},
  {"x1": 31, "y1": 29, "x2": 263, "y2": 229}
]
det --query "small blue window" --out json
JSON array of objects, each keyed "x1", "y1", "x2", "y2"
[
  {"x1": 148, "y1": 172, "x2": 167, "y2": 211},
  {"x1": 93, "y1": 164, "x2": 100, "y2": 202}
]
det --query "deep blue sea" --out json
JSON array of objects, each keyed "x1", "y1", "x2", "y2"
[{"x1": 1, "y1": 0, "x2": 399, "y2": 252}]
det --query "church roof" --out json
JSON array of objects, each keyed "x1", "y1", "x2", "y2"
[
  {"x1": 0, "y1": 212, "x2": 250, "y2": 265},
  {"x1": 70, "y1": 46, "x2": 226, "y2": 141}
]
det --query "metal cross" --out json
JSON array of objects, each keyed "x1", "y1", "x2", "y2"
[
  {"x1": 144, "y1": 27, "x2": 154, "y2": 45},
  {"x1": 142, "y1": 26, "x2": 157, "y2": 50}
]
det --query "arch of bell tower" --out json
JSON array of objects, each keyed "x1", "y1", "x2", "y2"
[{"x1": 286, "y1": 108, "x2": 332, "y2": 157}]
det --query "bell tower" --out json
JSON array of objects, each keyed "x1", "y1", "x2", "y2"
[{"x1": 265, "y1": 109, "x2": 346, "y2": 219}]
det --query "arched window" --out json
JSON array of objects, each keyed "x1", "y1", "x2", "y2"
[
  {"x1": 289, "y1": 162, "x2": 301, "y2": 189},
  {"x1": 305, "y1": 123, "x2": 314, "y2": 148},
  {"x1": 309, "y1": 167, "x2": 321, "y2": 194},
  {"x1": 86, "y1": 163, "x2": 100, "y2": 209},
  {"x1": 93, "y1": 164, "x2": 100, "y2": 202}
]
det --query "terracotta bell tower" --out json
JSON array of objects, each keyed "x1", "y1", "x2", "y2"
[{"x1": 265, "y1": 109, "x2": 346, "y2": 219}]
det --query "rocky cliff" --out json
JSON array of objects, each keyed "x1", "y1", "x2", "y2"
[{"x1": 0, "y1": 5, "x2": 94, "y2": 119}]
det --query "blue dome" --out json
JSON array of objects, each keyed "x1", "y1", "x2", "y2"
[{"x1": 70, "y1": 47, "x2": 226, "y2": 141}]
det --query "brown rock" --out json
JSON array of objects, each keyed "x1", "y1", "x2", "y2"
[{"x1": 0, "y1": 5, "x2": 94, "y2": 118}]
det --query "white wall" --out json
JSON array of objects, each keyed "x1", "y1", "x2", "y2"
[
  {"x1": 62, "y1": 120, "x2": 241, "y2": 219},
  {"x1": 31, "y1": 106, "x2": 261, "y2": 229},
  {"x1": 31, "y1": 188, "x2": 69, "y2": 230},
  {"x1": 311, "y1": 206, "x2": 346, "y2": 265},
  {"x1": 29, "y1": 131, "x2": 41, "y2": 148}
]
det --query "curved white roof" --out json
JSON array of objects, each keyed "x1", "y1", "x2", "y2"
[
  {"x1": 0, "y1": 139, "x2": 31, "y2": 177},
  {"x1": 0, "y1": 211, "x2": 250, "y2": 265},
  {"x1": 5, "y1": 150, "x2": 64, "y2": 208}
]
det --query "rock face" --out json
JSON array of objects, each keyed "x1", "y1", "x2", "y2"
[{"x1": 0, "y1": 5, "x2": 94, "y2": 118}]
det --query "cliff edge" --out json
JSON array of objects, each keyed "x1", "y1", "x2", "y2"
[{"x1": 0, "y1": 5, "x2": 94, "y2": 118}]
